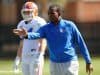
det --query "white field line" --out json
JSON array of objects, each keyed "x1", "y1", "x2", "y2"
[{"x1": 0, "y1": 70, "x2": 21, "y2": 73}]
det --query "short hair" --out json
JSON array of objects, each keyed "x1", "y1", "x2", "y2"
[{"x1": 48, "y1": 4, "x2": 62, "y2": 16}]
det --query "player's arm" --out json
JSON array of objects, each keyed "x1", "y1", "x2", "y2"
[
  {"x1": 71, "y1": 22, "x2": 93, "y2": 75},
  {"x1": 16, "y1": 40, "x2": 23, "y2": 59},
  {"x1": 13, "y1": 25, "x2": 46, "y2": 40},
  {"x1": 38, "y1": 38, "x2": 47, "y2": 55},
  {"x1": 14, "y1": 40, "x2": 23, "y2": 71},
  {"x1": 33, "y1": 38, "x2": 47, "y2": 68}
]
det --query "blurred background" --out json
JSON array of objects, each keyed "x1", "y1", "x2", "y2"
[{"x1": 0, "y1": 0, "x2": 100, "y2": 59}]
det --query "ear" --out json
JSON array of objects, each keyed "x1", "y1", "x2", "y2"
[{"x1": 58, "y1": 12, "x2": 61, "y2": 16}]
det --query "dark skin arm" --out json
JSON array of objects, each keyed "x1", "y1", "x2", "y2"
[{"x1": 13, "y1": 28, "x2": 28, "y2": 37}]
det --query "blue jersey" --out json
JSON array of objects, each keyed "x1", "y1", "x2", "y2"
[{"x1": 28, "y1": 19, "x2": 91, "y2": 63}]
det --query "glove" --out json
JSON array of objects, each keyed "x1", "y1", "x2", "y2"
[
  {"x1": 34, "y1": 51, "x2": 44, "y2": 62},
  {"x1": 33, "y1": 51, "x2": 44, "y2": 68},
  {"x1": 13, "y1": 56, "x2": 20, "y2": 73}
]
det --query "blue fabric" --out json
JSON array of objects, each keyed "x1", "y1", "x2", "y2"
[{"x1": 28, "y1": 19, "x2": 91, "y2": 63}]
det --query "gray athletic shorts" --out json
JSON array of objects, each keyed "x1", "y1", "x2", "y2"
[{"x1": 50, "y1": 60, "x2": 79, "y2": 75}]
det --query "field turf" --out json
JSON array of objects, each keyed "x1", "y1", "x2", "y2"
[{"x1": 0, "y1": 57, "x2": 99, "y2": 75}]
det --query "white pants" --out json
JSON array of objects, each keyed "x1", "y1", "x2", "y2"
[
  {"x1": 50, "y1": 60, "x2": 79, "y2": 75},
  {"x1": 21, "y1": 55, "x2": 44, "y2": 75}
]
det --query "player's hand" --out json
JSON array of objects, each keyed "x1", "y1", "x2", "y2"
[
  {"x1": 34, "y1": 52, "x2": 43, "y2": 67},
  {"x1": 34, "y1": 58, "x2": 40, "y2": 67},
  {"x1": 13, "y1": 64, "x2": 20, "y2": 74},
  {"x1": 34, "y1": 54, "x2": 41, "y2": 65},
  {"x1": 13, "y1": 28, "x2": 27, "y2": 37},
  {"x1": 13, "y1": 56, "x2": 20, "y2": 73},
  {"x1": 86, "y1": 63, "x2": 93, "y2": 75},
  {"x1": 32, "y1": 51, "x2": 44, "y2": 69}
]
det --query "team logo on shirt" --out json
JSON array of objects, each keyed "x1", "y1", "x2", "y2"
[
  {"x1": 28, "y1": 28, "x2": 33, "y2": 32},
  {"x1": 60, "y1": 28, "x2": 63, "y2": 32}
]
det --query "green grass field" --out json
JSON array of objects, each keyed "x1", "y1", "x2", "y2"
[{"x1": 0, "y1": 57, "x2": 99, "y2": 75}]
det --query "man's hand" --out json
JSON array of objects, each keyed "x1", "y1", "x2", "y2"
[
  {"x1": 86, "y1": 63, "x2": 93, "y2": 75},
  {"x1": 13, "y1": 28, "x2": 27, "y2": 37}
]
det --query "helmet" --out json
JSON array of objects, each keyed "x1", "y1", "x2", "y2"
[{"x1": 21, "y1": 2, "x2": 38, "y2": 21}]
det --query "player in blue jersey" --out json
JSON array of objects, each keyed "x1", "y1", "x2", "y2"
[{"x1": 13, "y1": 4, "x2": 93, "y2": 75}]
